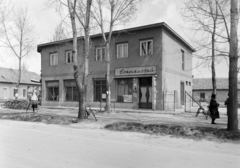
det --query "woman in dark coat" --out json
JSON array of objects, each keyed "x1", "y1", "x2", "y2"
[{"x1": 209, "y1": 94, "x2": 220, "y2": 124}]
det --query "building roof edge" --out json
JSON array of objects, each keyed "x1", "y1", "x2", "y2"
[{"x1": 37, "y1": 22, "x2": 196, "y2": 52}]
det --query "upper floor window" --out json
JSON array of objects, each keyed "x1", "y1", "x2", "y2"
[
  {"x1": 50, "y1": 52, "x2": 58, "y2": 66},
  {"x1": 65, "y1": 50, "x2": 74, "y2": 64},
  {"x1": 117, "y1": 43, "x2": 128, "y2": 58},
  {"x1": 96, "y1": 47, "x2": 106, "y2": 61},
  {"x1": 181, "y1": 50, "x2": 185, "y2": 70},
  {"x1": 140, "y1": 39, "x2": 153, "y2": 56}
]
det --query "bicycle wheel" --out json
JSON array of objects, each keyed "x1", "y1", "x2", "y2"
[{"x1": 1, "y1": 103, "x2": 6, "y2": 108}]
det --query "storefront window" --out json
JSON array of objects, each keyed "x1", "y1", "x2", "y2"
[
  {"x1": 117, "y1": 78, "x2": 133, "y2": 102},
  {"x1": 64, "y1": 80, "x2": 79, "y2": 101},
  {"x1": 94, "y1": 79, "x2": 106, "y2": 102},
  {"x1": 46, "y1": 81, "x2": 59, "y2": 101}
]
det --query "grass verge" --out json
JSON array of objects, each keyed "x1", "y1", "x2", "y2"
[
  {"x1": 0, "y1": 113, "x2": 78, "y2": 125},
  {"x1": 105, "y1": 122, "x2": 240, "y2": 143}
]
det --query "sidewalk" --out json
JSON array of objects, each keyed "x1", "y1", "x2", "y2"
[{"x1": 0, "y1": 105, "x2": 234, "y2": 129}]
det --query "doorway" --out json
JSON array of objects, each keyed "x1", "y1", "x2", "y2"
[
  {"x1": 139, "y1": 77, "x2": 152, "y2": 109},
  {"x1": 180, "y1": 82, "x2": 185, "y2": 106}
]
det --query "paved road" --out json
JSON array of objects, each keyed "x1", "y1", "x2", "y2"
[{"x1": 0, "y1": 120, "x2": 239, "y2": 168}]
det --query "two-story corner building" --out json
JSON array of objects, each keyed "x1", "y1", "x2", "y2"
[{"x1": 37, "y1": 22, "x2": 195, "y2": 110}]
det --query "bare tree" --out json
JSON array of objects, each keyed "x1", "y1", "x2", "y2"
[
  {"x1": 228, "y1": 0, "x2": 239, "y2": 131},
  {"x1": 21, "y1": 61, "x2": 29, "y2": 72},
  {"x1": 91, "y1": 0, "x2": 142, "y2": 112},
  {"x1": 51, "y1": 23, "x2": 69, "y2": 42},
  {"x1": 46, "y1": 0, "x2": 92, "y2": 119},
  {"x1": 0, "y1": 5, "x2": 35, "y2": 98},
  {"x1": 182, "y1": 0, "x2": 230, "y2": 94}
]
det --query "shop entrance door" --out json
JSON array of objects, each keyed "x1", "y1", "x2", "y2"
[
  {"x1": 180, "y1": 82, "x2": 185, "y2": 106},
  {"x1": 139, "y1": 77, "x2": 152, "y2": 109}
]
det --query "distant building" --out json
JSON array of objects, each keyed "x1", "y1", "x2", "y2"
[
  {"x1": 192, "y1": 78, "x2": 240, "y2": 103},
  {"x1": 37, "y1": 22, "x2": 195, "y2": 110},
  {"x1": 0, "y1": 67, "x2": 41, "y2": 102}
]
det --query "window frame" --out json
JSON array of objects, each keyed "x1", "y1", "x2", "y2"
[
  {"x1": 117, "y1": 43, "x2": 128, "y2": 59},
  {"x1": 93, "y1": 79, "x2": 106, "y2": 102},
  {"x1": 140, "y1": 39, "x2": 153, "y2": 56},
  {"x1": 95, "y1": 47, "x2": 106, "y2": 61},
  {"x1": 46, "y1": 81, "x2": 59, "y2": 101},
  {"x1": 49, "y1": 52, "x2": 58, "y2": 66},
  {"x1": 65, "y1": 50, "x2": 74, "y2": 64},
  {"x1": 64, "y1": 80, "x2": 79, "y2": 102},
  {"x1": 117, "y1": 78, "x2": 133, "y2": 103},
  {"x1": 200, "y1": 93, "x2": 205, "y2": 99},
  {"x1": 23, "y1": 89, "x2": 26, "y2": 97},
  {"x1": 3, "y1": 88, "x2": 8, "y2": 98},
  {"x1": 13, "y1": 89, "x2": 17, "y2": 97},
  {"x1": 181, "y1": 50, "x2": 185, "y2": 70}
]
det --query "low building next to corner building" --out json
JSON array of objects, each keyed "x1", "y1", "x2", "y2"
[
  {"x1": 37, "y1": 22, "x2": 195, "y2": 110},
  {"x1": 0, "y1": 67, "x2": 41, "y2": 102},
  {"x1": 193, "y1": 78, "x2": 240, "y2": 103}
]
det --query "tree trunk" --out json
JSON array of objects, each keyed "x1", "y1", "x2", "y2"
[
  {"x1": 228, "y1": 0, "x2": 239, "y2": 131},
  {"x1": 105, "y1": 42, "x2": 111, "y2": 112},
  {"x1": 67, "y1": 0, "x2": 86, "y2": 119},
  {"x1": 16, "y1": 57, "x2": 22, "y2": 99},
  {"x1": 211, "y1": 4, "x2": 217, "y2": 95},
  {"x1": 82, "y1": 0, "x2": 92, "y2": 112},
  {"x1": 211, "y1": 33, "x2": 216, "y2": 95},
  {"x1": 74, "y1": 66, "x2": 85, "y2": 119}
]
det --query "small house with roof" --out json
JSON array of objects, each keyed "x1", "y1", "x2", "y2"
[
  {"x1": 0, "y1": 67, "x2": 41, "y2": 102},
  {"x1": 192, "y1": 78, "x2": 240, "y2": 103}
]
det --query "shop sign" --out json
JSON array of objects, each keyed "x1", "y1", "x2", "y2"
[{"x1": 115, "y1": 66, "x2": 156, "y2": 76}]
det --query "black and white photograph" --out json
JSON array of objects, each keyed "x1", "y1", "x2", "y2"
[{"x1": 0, "y1": 0, "x2": 239, "y2": 167}]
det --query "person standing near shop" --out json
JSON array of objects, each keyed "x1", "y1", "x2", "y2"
[
  {"x1": 31, "y1": 90, "x2": 38, "y2": 112},
  {"x1": 209, "y1": 94, "x2": 220, "y2": 124}
]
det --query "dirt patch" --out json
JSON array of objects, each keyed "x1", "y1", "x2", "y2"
[
  {"x1": 105, "y1": 122, "x2": 240, "y2": 143},
  {"x1": 0, "y1": 113, "x2": 79, "y2": 125}
]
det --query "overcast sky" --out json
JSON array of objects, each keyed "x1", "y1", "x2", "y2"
[{"x1": 0, "y1": 0, "x2": 235, "y2": 78}]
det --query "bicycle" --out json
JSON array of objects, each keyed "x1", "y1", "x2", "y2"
[
  {"x1": 85, "y1": 105, "x2": 97, "y2": 121},
  {"x1": 196, "y1": 105, "x2": 210, "y2": 120},
  {"x1": 1, "y1": 100, "x2": 28, "y2": 109}
]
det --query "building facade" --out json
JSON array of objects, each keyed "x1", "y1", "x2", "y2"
[
  {"x1": 0, "y1": 67, "x2": 41, "y2": 102},
  {"x1": 37, "y1": 23, "x2": 195, "y2": 110},
  {"x1": 193, "y1": 78, "x2": 240, "y2": 103}
]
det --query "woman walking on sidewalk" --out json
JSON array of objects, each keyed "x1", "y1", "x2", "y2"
[{"x1": 209, "y1": 94, "x2": 220, "y2": 124}]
